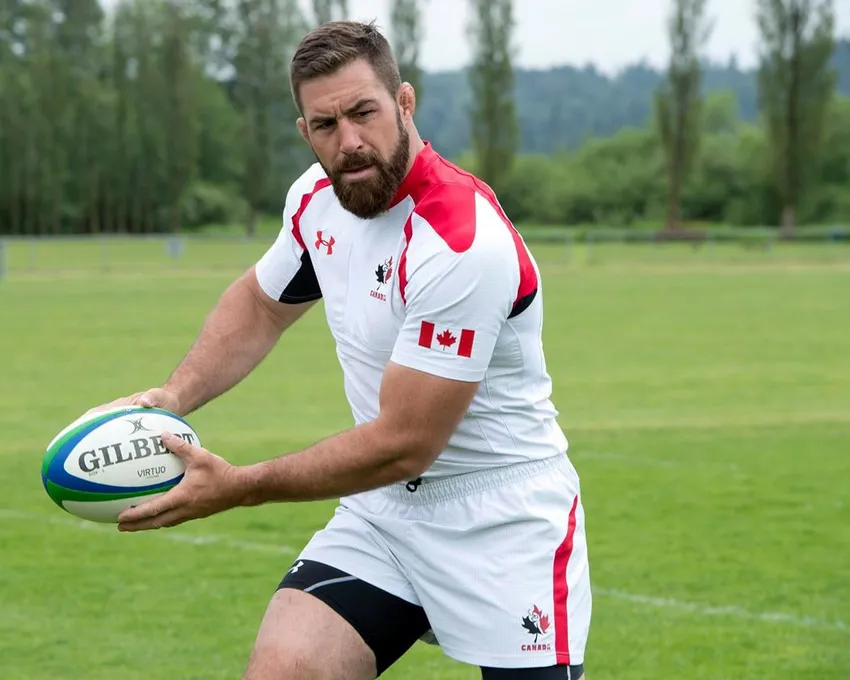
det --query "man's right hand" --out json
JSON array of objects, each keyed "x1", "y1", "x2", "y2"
[{"x1": 83, "y1": 388, "x2": 183, "y2": 419}]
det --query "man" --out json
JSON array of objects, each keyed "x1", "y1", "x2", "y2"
[{"x1": 103, "y1": 20, "x2": 592, "y2": 680}]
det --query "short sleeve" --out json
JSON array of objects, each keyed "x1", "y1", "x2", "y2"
[
  {"x1": 255, "y1": 176, "x2": 326, "y2": 304},
  {"x1": 389, "y1": 199, "x2": 520, "y2": 383}
]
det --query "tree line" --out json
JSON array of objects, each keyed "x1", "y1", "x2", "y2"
[
  {"x1": 0, "y1": 0, "x2": 845, "y2": 235},
  {"x1": 483, "y1": 91, "x2": 850, "y2": 230}
]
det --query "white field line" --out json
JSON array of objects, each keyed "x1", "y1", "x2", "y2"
[
  {"x1": 0, "y1": 508, "x2": 295, "y2": 556},
  {"x1": 594, "y1": 588, "x2": 848, "y2": 633},
  {"x1": 1, "y1": 508, "x2": 847, "y2": 634}
]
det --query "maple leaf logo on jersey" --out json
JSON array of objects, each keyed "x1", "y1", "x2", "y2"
[
  {"x1": 436, "y1": 329, "x2": 457, "y2": 349},
  {"x1": 375, "y1": 256, "x2": 393, "y2": 286},
  {"x1": 521, "y1": 605, "x2": 551, "y2": 644}
]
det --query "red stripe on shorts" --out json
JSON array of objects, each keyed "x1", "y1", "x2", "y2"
[{"x1": 553, "y1": 494, "x2": 579, "y2": 665}]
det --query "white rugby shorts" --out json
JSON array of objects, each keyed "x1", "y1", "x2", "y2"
[{"x1": 296, "y1": 453, "x2": 593, "y2": 669}]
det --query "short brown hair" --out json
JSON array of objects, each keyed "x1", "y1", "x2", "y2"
[{"x1": 290, "y1": 20, "x2": 402, "y2": 113}]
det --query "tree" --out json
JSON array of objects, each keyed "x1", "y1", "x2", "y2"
[
  {"x1": 654, "y1": 0, "x2": 713, "y2": 229},
  {"x1": 233, "y1": 0, "x2": 306, "y2": 235},
  {"x1": 810, "y1": 94, "x2": 850, "y2": 221},
  {"x1": 161, "y1": 1, "x2": 199, "y2": 232},
  {"x1": 312, "y1": 0, "x2": 347, "y2": 25},
  {"x1": 390, "y1": 0, "x2": 424, "y2": 98},
  {"x1": 53, "y1": 0, "x2": 108, "y2": 233},
  {"x1": 702, "y1": 90, "x2": 740, "y2": 135},
  {"x1": 467, "y1": 0, "x2": 518, "y2": 193},
  {"x1": 756, "y1": 0, "x2": 836, "y2": 232}
]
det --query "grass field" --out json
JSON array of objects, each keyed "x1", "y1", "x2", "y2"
[{"x1": 1, "y1": 238, "x2": 849, "y2": 679}]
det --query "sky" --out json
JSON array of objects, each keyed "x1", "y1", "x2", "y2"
[
  {"x1": 327, "y1": 0, "x2": 850, "y2": 74},
  {"x1": 100, "y1": 0, "x2": 850, "y2": 75}
]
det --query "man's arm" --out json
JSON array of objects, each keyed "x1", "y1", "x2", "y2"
[
  {"x1": 236, "y1": 362, "x2": 479, "y2": 503},
  {"x1": 115, "y1": 361, "x2": 479, "y2": 531},
  {"x1": 115, "y1": 185, "x2": 520, "y2": 531},
  {"x1": 163, "y1": 267, "x2": 316, "y2": 416}
]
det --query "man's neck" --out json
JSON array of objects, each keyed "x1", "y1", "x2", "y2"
[{"x1": 405, "y1": 131, "x2": 426, "y2": 175}]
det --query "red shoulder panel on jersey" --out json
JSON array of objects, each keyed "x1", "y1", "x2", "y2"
[
  {"x1": 291, "y1": 177, "x2": 332, "y2": 250},
  {"x1": 462, "y1": 173, "x2": 538, "y2": 311},
  {"x1": 395, "y1": 144, "x2": 538, "y2": 312},
  {"x1": 398, "y1": 183, "x2": 476, "y2": 305},
  {"x1": 430, "y1": 155, "x2": 538, "y2": 311},
  {"x1": 413, "y1": 183, "x2": 477, "y2": 254}
]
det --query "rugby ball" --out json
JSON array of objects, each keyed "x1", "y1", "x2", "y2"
[{"x1": 41, "y1": 405, "x2": 200, "y2": 523}]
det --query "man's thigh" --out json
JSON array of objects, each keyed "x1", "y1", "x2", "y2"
[
  {"x1": 277, "y1": 559, "x2": 431, "y2": 676},
  {"x1": 244, "y1": 588, "x2": 376, "y2": 680}
]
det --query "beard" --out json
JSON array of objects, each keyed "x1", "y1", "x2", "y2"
[{"x1": 320, "y1": 116, "x2": 410, "y2": 220}]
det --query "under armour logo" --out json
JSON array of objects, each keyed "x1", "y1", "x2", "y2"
[
  {"x1": 289, "y1": 560, "x2": 304, "y2": 574},
  {"x1": 127, "y1": 417, "x2": 152, "y2": 434},
  {"x1": 315, "y1": 231, "x2": 335, "y2": 255}
]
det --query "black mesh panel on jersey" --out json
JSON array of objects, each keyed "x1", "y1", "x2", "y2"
[
  {"x1": 278, "y1": 559, "x2": 431, "y2": 676},
  {"x1": 509, "y1": 288, "x2": 538, "y2": 318},
  {"x1": 278, "y1": 251, "x2": 322, "y2": 303}
]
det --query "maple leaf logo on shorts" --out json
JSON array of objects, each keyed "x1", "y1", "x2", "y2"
[{"x1": 521, "y1": 605, "x2": 551, "y2": 643}]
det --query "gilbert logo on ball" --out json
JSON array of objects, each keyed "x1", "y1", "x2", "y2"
[{"x1": 41, "y1": 405, "x2": 200, "y2": 524}]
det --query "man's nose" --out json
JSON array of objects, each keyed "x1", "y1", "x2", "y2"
[{"x1": 338, "y1": 118, "x2": 364, "y2": 154}]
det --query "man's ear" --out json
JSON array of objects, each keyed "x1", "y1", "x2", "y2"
[
  {"x1": 397, "y1": 83, "x2": 416, "y2": 121},
  {"x1": 296, "y1": 117, "x2": 310, "y2": 144}
]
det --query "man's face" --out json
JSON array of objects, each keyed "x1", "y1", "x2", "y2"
[{"x1": 297, "y1": 59, "x2": 410, "y2": 219}]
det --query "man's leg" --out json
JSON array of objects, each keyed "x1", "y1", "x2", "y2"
[
  {"x1": 244, "y1": 588, "x2": 375, "y2": 680},
  {"x1": 243, "y1": 559, "x2": 431, "y2": 680}
]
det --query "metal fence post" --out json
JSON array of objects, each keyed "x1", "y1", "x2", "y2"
[{"x1": 166, "y1": 235, "x2": 186, "y2": 264}]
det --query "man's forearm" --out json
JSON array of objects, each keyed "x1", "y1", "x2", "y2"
[
  {"x1": 235, "y1": 422, "x2": 432, "y2": 504},
  {"x1": 164, "y1": 273, "x2": 298, "y2": 415}
]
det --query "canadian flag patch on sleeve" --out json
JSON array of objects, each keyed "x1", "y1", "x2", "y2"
[{"x1": 418, "y1": 321, "x2": 475, "y2": 358}]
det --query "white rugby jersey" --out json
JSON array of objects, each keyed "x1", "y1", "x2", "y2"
[{"x1": 255, "y1": 142, "x2": 568, "y2": 477}]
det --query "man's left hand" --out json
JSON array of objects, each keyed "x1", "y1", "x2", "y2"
[{"x1": 117, "y1": 432, "x2": 245, "y2": 532}]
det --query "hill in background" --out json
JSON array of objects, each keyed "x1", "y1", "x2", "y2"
[{"x1": 416, "y1": 38, "x2": 850, "y2": 157}]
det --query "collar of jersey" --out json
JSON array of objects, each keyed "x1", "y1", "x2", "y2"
[{"x1": 388, "y1": 141, "x2": 439, "y2": 209}]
